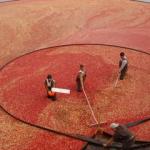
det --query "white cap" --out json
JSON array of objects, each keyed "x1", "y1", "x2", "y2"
[{"x1": 110, "y1": 123, "x2": 119, "y2": 129}]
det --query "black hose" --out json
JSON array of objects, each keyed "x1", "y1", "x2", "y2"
[{"x1": 125, "y1": 117, "x2": 150, "y2": 128}]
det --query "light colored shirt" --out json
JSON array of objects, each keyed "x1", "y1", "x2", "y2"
[
  {"x1": 79, "y1": 70, "x2": 86, "y2": 77},
  {"x1": 46, "y1": 79, "x2": 55, "y2": 87},
  {"x1": 120, "y1": 56, "x2": 128, "y2": 71}
]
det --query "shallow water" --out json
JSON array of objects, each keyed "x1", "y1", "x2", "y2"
[
  {"x1": 135, "y1": 0, "x2": 150, "y2": 3},
  {"x1": 0, "y1": 0, "x2": 14, "y2": 2}
]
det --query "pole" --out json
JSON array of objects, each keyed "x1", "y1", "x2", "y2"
[
  {"x1": 80, "y1": 78, "x2": 99, "y2": 124},
  {"x1": 114, "y1": 73, "x2": 120, "y2": 88}
]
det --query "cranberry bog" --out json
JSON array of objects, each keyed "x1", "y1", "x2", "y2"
[{"x1": 0, "y1": 44, "x2": 149, "y2": 150}]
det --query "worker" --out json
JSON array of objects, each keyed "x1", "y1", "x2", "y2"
[
  {"x1": 119, "y1": 52, "x2": 128, "y2": 80},
  {"x1": 103, "y1": 123, "x2": 135, "y2": 150},
  {"x1": 45, "y1": 74, "x2": 56, "y2": 100},
  {"x1": 76, "y1": 64, "x2": 86, "y2": 92}
]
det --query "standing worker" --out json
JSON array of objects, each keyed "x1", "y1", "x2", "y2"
[
  {"x1": 76, "y1": 64, "x2": 86, "y2": 92},
  {"x1": 103, "y1": 123, "x2": 135, "y2": 150},
  {"x1": 45, "y1": 74, "x2": 56, "y2": 100},
  {"x1": 119, "y1": 52, "x2": 128, "y2": 80}
]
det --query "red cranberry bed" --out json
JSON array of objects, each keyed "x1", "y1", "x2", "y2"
[{"x1": 0, "y1": 45, "x2": 149, "y2": 149}]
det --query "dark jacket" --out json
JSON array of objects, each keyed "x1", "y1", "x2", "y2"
[{"x1": 113, "y1": 124, "x2": 134, "y2": 142}]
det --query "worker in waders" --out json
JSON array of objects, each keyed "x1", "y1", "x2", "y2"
[
  {"x1": 119, "y1": 52, "x2": 128, "y2": 80},
  {"x1": 103, "y1": 123, "x2": 135, "y2": 150},
  {"x1": 45, "y1": 74, "x2": 56, "y2": 100},
  {"x1": 76, "y1": 64, "x2": 86, "y2": 92}
]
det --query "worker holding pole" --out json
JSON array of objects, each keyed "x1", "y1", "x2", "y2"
[
  {"x1": 76, "y1": 65, "x2": 101, "y2": 126},
  {"x1": 76, "y1": 64, "x2": 86, "y2": 92},
  {"x1": 114, "y1": 52, "x2": 128, "y2": 87},
  {"x1": 119, "y1": 52, "x2": 128, "y2": 80}
]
